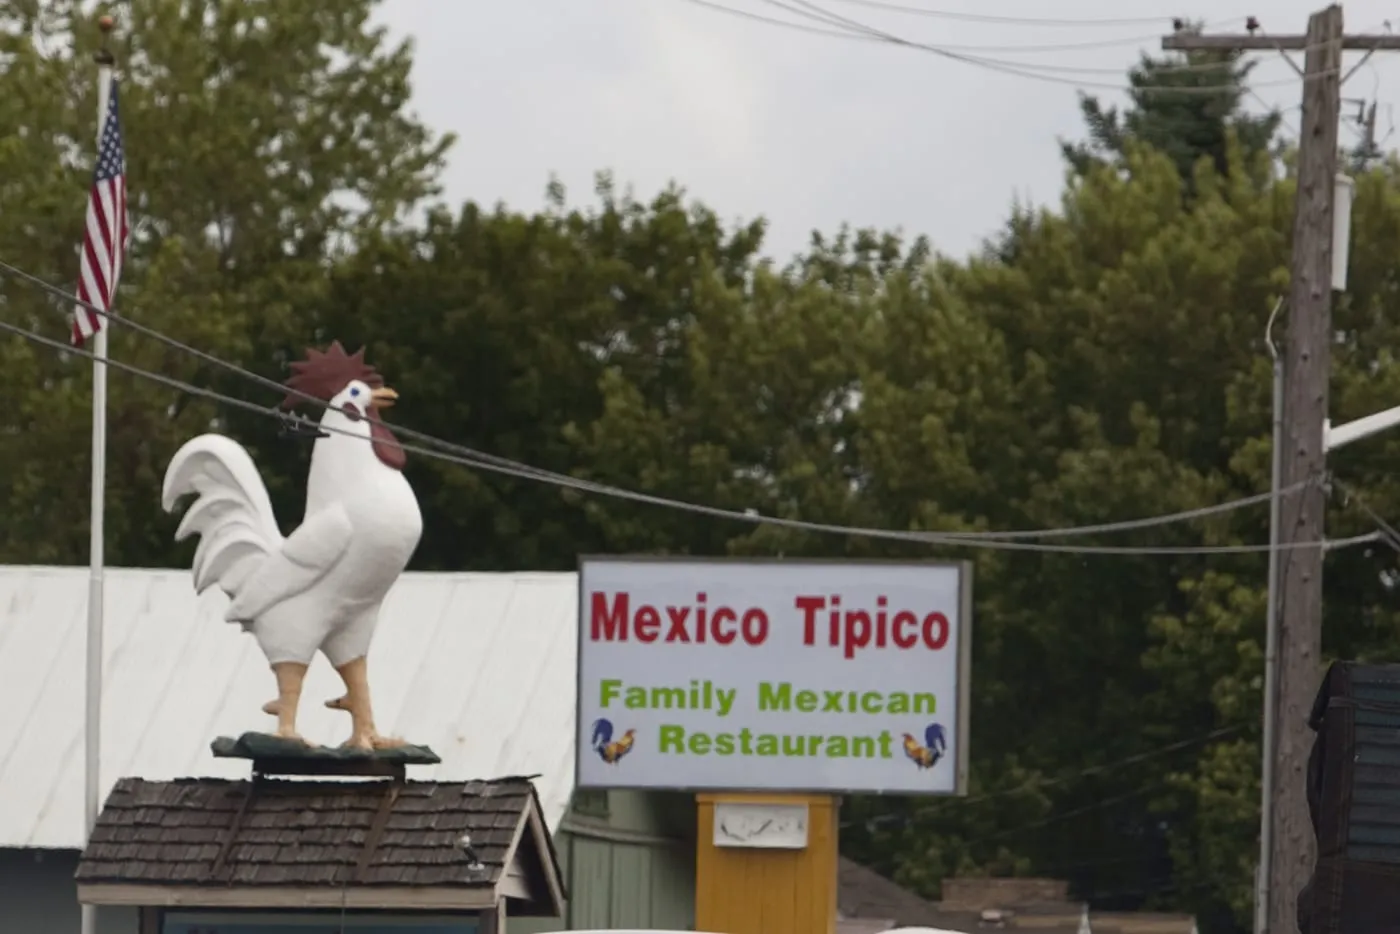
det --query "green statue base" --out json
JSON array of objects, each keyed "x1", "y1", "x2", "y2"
[{"x1": 211, "y1": 731, "x2": 441, "y2": 773}]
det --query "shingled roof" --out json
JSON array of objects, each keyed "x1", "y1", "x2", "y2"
[
  {"x1": 839, "y1": 855, "x2": 949, "y2": 927},
  {"x1": 837, "y1": 859, "x2": 1198, "y2": 934},
  {"x1": 75, "y1": 776, "x2": 564, "y2": 915}
]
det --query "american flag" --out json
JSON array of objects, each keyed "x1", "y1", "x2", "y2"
[{"x1": 71, "y1": 79, "x2": 129, "y2": 347}]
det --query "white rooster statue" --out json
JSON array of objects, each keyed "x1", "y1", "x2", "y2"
[{"x1": 161, "y1": 341, "x2": 423, "y2": 750}]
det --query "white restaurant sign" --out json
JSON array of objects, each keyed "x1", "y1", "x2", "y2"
[{"x1": 574, "y1": 557, "x2": 971, "y2": 795}]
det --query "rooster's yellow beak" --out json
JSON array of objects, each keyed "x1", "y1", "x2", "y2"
[{"x1": 369, "y1": 386, "x2": 399, "y2": 409}]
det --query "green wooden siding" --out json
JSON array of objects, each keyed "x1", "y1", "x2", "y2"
[
  {"x1": 509, "y1": 791, "x2": 696, "y2": 932},
  {"x1": 510, "y1": 832, "x2": 694, "y2": 932}
]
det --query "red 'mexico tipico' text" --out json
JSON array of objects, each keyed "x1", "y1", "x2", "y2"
[
  {"x1": 587, "y1": 590, "x2": 952, "y2": 659},
  {"x1": 796, "y1": 594, "x2": 950, "y2": 659},
  {"x1": 589, "y1": 591, "x2": 770, "y2": 645}
]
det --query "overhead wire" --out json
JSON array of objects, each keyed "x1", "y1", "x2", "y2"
[
  {"x1": 813, "y1": 0, "x2": 1229, "y2": 28},
  {"x1": 817, "y1": 1, "x2": 1397, "y2": 83},
  {"x1": 844, "y1": 722, "x2": 1247, "y2": 830},
  {"x1": 943, "y1": 724, "x2": 1247, "y2": 806},
  {"x1": 1251, "y1": 86, "x2": 1301, "y2": 138},
  {"x1": 0, "y1": 260, "x2": 1381, "y2": 556},
  {"x1": 903, "y1": 30, "x2": 1242, "y2": 56},
  {"x1": 934, "y1": 487, "x2": 1298, "y2": 541},
  {"x1": 771, "y1": 0, "x2": 1318, "y2": 84},
  {"x1": 963, "y1": 784, "x2": 1156, "y2": 845},
  {"x1": 0, "y1": 259, "x2": 1374, "y2": 554},
  {"x1": 1085, "y1": 873, "x2": 1225, "y2": 904},
  {"x1": 683, "y1": 0, "x2": 1346, "y2": 94},
  {"x1": 673, "y1": 2, "x2": 1236, "y2": 54},
  {"x1": 1333, "y1": 479, "x2": 1400, "y2": 553},
  {"x1": 859, "y1": 783, "x2": 1171, "y2": 847},
  {"x1": 765, "y1": 0, "x2": 1246, "y2": 72},
  {"x1": 920, "y1": 33, "x2": 1212, "y2": 55}
]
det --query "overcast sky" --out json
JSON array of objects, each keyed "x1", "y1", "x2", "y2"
[{"x1": 375, "y1": 0, "x2": 1400, "y2": 264}]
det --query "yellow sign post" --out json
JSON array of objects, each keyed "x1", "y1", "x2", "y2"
[{"x1": 695, "y1": 793, "x2": 839, "y2": 934}]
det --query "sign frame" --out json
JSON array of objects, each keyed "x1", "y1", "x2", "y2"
[{"x1": 573, "y1": 555, "x2": 973, "y2": 797}]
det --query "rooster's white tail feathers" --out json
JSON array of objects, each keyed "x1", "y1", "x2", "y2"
[{"x1": 162, "y1": 434, "x2": 284, "y2": 598}]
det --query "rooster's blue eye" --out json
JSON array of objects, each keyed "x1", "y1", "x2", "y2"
[{"x1": 350, "y1": 387, "x2": 360, "y2": 397}]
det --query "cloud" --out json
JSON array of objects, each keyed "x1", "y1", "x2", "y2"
[
  {"x1": 376, "y1": 0, "x2": 1395, "y2": 260},
  {"x1": 624, "y1": 1, "x2": 764, "y2": 167}
]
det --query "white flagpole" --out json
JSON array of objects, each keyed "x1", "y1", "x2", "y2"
[{"x1": 81, "y1": 18, "x2": 115, "y2": 934}]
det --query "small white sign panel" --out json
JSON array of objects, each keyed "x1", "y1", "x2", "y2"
[
  {"x1": 575, "y1": 558, "x2": 971, "y2": 795},
  {"x1": 713, "y1": 802, "x2": 809, "y2": 849}
]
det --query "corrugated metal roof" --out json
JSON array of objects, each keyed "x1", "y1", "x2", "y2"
[{"x1": 0, "y1": 566, "x2": 579, "y2": 850}]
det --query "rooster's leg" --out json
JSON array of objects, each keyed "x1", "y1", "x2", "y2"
[
  {"x1": 333, "y1": 656, "x2": 406, "y2": 751},
  {"x1": 268, "y1": 661, "x2": 310, "y2": 744}
]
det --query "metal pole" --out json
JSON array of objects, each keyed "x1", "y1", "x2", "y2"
[
  {"x1": 81, "y1": 17, "x2": 115, "y2": 934},
  {"x1": 1256, "y1": 309, "x2": 1285, "y2": 934}
]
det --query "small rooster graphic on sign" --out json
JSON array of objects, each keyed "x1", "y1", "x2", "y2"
[
  {"x1": 902, "y1": 722, "x2": 947, "y2": 770},
  {"x1": 591, "y1": 718, "x2": 637, "y2": 764}
]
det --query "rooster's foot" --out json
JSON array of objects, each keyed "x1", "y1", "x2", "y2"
[{"x1": 341, "y1": 732, "x2": 408, "y2": 752}]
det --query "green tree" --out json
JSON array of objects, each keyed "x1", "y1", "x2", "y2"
[
  {"x1": 306, "y1": 174, "x2": 775, "y2": 570},
  {"x1": 838, "y1": 144, "x2": 1289, "y2": 922},
  {"x1": 0, "y1": 0, "x2": 451, "y2": 565},
  {"x1": 314, "y1": 176, "x2": 890, "y2": 569},
  {"x1": 1060, "y1": 25, "x2": 1282, "y2": 189},
  {"x1": 852, "y1": 140, "x2": 1400, "y2": 933}
]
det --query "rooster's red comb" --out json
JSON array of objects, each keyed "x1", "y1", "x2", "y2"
[{"x1": 280, "y1": 340, "x2": 384, "y2": 409}]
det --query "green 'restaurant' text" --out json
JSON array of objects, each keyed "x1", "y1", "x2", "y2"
[{"x1": 659, "y1": 725, "x2": 895, "y2": 758}]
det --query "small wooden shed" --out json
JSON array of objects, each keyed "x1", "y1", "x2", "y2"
[{"x1": 74, "y1": 770, "x2": 565, "y2": 933}]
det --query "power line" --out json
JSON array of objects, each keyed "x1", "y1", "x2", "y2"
[
  {"x1": 924, "y1": 32, "x2": 1216, "y2": 54},
  {"x1": 1252, "y1": 86, "x2": 1302, "y2": 137},
  {"x1": 964, "y1": 784, "x2": 1155, "y2": 845},
  {"x1": 673, "y1": 5, "x2": 1233, "y2": 54},
  {"x1": 938, "y1": 487, "x2": 1300, "y2": 540},
  {"x1": 0, "y1": 262, "x2": 1323, "y2": 547},
  {"x1": 1334, "y1": 479, "x2": 1400, "y2": 552},
  {"x1": 683, "y1": 0, "x2": 1335, "y2": 93},
  {"x1": 0, "y1": 259, "x2": 1382, "y2": 556},
  {"x1": 0, "y1": 259, "x2": 1374, "y2": 555},
  {"x1": 860, "y1": 781, "x2": 1179, "y2": 847},
  {"x1": 952, "y1": 724, "x2": 1247, "y2": 806},
  {"x1": 769, "y1": 0, "x2": 1249, "y2": 70},
  {"x1": 905, "y1": 56, "x2": 1258, "y2": 77},
  {"x1": 680, "y1": 0, "x2": 887, "y2": 42},
  {"x1": 816, "y1": 0, "x2": 1231, "y2": 28},
  {"x1": 781, "y1": 0, "x2": 1331, "y2": 80},
  {"x1": 7, "y1": 315, "x2": 1360, "y2": 556},
  {"x1": 1078, "y1": 871, "x2": 1227, "y2": 905},
  {"x1": 3, "y1": 262, "x2": 1314, "y2": 547},
  {"x1": 845, "y1": 723, "x2": 1246, "y2": 830}
]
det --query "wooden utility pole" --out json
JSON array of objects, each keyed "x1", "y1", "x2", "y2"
[
  {"x1": 1164, "y1": 8, "x2": 1400, "y2": 934},
  {"x1": 1271, "y1": 11, "x2": 1340, "y2": 934}
]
